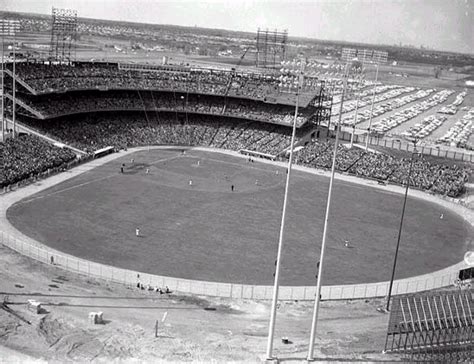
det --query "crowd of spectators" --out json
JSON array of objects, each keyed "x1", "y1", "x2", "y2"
[
  {"x1": 23, "y1": 112, "x2": 294, "y2": 156},
  {"x1": 295, "y1": 139, "x2": 470, "y2": 197},
  {"x1": 5, "y1": 62, "x2": 470, "y2": 196},
  {"x1": 16, "y1": 90, "x2": 313, "y2": 127},
  {"x1": 19, "y1": 112, "x2": 471, "y2": 197},
  {"x1": 0, "y1": 134, "x2": 76, "y2": 188},
  {"x1": 11, "y1": 62, "x2": 283, "y2": 101},
  {"x1": 6, "y1": 111, "x2": 471, "y2": 197}
]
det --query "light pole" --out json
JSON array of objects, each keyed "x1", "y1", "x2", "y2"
[
  {"x1": 386, "y1": 139, "x2": 418, "y2": 311},
  {"x1": 0, "y1": 20, "x2": 20, "y2": 139},
  {"x1": 0, "y1": 20, "x2": 20, "y2": 140},
  {"x1": 266, "y1": 60, "x2": 305, "y2": 362},
  {"x1": 12, "y1": 31, "x2": 16, "y2": 138},
  {"x1": 307, "y1": 61, "x2": 363, "y2": 361},
  {"x1": 1, "y1": 27, "x2": 4, "y2": 141}
]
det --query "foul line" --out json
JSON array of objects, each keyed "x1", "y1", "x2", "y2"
[{"x1": 15, "y1": 154, "x2": 182, "y2": 206}]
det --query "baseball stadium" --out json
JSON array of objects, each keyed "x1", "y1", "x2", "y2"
[
  {"x1": 0, "y1": 6, "x2": 473, "y2": 363},
  {"x1": 2, "y1": 60, "x2": 471, "y2": 285}
]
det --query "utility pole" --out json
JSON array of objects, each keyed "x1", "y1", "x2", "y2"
[{"x1": 12, "y1": 30, "x2": 16, "y2": 138}]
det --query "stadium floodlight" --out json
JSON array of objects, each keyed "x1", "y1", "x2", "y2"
[
  {"x1": 306, "y1": 60, "x2": 363, "y2": 362},
  {"x1": 385, "y1": 137, "x2": 419, "y2": 312},
  {"x1": 0, "y1": 19, "x2": 20, "y2": 36},
  {"x1": 301, "y1": 60, "x2": 346, "y2": 86},
  {"x1": 256, "y1": 28, "x2": 288, "y2": 69},
  {"x1": 278, "y1": 59, "x2": 323, "y2": 94},
  {"x1": 266, "y1": 59, "x2": 304, "y2": 362},
  {"x1": 278, "y1": 59, "x2": 305, "y2": 93},
  {"x1": 341, "y1": 48, "x2": 357, "y2": 63},
  {"x1": 0, "y1": 19, "x2": 21, "y2": 140},
  {"x1": 300, "y1": 59, "x2": 363, "y2": 94},
  {"x1": 50, "y1": 7, "x2": 78, "y2": 64}
]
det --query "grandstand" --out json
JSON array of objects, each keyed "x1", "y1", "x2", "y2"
[{"x1": 0, "y1": 61, "x2": 471, "y2": 197}]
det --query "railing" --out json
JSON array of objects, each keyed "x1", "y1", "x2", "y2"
[
  {"x1": 0, "y1": 229, "x2": 463, "y2": 301},
  {"x1": 339, "y1": 131, "x2": 474, "y2": 163}
]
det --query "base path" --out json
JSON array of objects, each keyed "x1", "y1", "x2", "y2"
[{"x1": 1, "y1": 146, "x2": 472, "y2": 300}]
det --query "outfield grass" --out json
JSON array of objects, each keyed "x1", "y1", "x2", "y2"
[{"x1": 7, "y1": 148, "x2": 472, "y2": 286}]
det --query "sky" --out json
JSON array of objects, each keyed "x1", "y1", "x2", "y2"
[{"x1": 1, "y1": 0, "x2": 473, "y2": 54}]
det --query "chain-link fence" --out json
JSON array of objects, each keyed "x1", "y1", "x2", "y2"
[
  {"x1": 0, "y1": 230, "x2": 462, "y2": 301},
  {"x1": 339, "y1": 131, "x2": 474, "y2": 163}
]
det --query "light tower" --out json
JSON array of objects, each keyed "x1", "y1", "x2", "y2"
[{"x1": 50, "y1": 7, "x2": 78, "y2": 64}]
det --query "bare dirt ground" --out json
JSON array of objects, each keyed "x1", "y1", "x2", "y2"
[{"x1": 0, "y1": 240, "x2": 401, "y2": 363}]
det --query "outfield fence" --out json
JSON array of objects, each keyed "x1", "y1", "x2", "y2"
[
  {"x1": 0, "y1": 229, "x2": 463, "y2": 301},
  {"x1": 338, "y1": 131, "x2": 474, "y2": 163}
]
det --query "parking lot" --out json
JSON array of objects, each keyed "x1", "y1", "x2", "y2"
[{"x1": 334, "y1": 84, "x2": 473, "y2": 150}]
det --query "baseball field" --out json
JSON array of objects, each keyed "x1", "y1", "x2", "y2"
[{"x1": 7, "y1": 148, "x2": 471, "y2": 286}]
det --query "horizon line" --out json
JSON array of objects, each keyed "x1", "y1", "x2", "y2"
[{"x1": 1, "y1": 9, "x2": 473, "y2": 57}]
